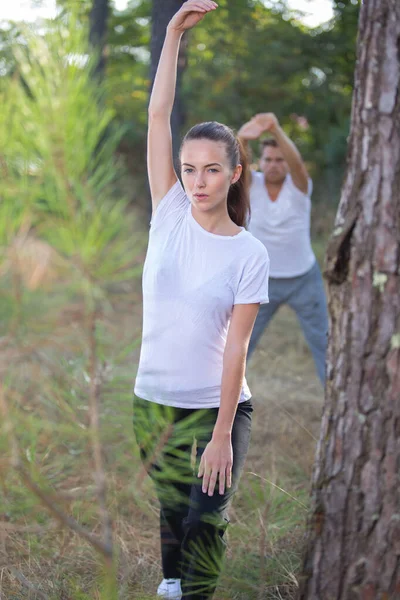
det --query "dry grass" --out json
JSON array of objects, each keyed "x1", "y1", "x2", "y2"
[
  {"x1": 0, "y1": 302, "x2": 323, "y2": 600},
  {"x1": 0, "y1": 220, "x2": 327, "y2": 599}
]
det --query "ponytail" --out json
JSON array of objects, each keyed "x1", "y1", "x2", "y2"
[
  {"x1": 227, "y1": 137, "x2": 251, "y2": 227},
  {"x1": 181, "y1": 122, "x2": 251, "y2": 227}
]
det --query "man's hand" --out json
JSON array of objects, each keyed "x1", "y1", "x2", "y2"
[
  {"x1": 198, "y1": 434, "x2": 233, "y2": 496},
  {"x1": 253, "y1": 113, "x2": 280, "y2": 135},
  {"x1": 238, "y1": 113, "x2": 280, "y2": 141},
  {"x1": 237, "y1": 117, "x2": 265, "y2": 141}
]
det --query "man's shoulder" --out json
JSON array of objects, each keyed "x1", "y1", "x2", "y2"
[{"x1": 286, "y1": 173, "x2": 313, "y2": 198}]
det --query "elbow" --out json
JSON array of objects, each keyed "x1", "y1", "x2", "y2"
[
  {"x1": 223, "y1": 341, "x2": 247, "y2": 363},
  {"x1": 148, "y1": 105, "x2": 170, "y2": 121}
]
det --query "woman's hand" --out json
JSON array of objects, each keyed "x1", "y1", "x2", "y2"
[
  {"x1": 198, "y1": 434, "x2": 233, "y2": 496},
  {"x1": 168, "y1": 0, "x2": 218, "y2": 34}
]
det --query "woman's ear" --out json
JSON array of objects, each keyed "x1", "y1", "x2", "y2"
[{"x1": 231, "y1": 164, "x2": 243, "y2": 185}]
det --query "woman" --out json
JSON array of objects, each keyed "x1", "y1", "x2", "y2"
[{"x1": 133, "y1": 2, "x2": 270, "y2": 599}]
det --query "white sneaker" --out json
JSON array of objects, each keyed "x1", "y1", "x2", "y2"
[{"x1": 157, "y1": 578, "x2": 182, "y2": 599}]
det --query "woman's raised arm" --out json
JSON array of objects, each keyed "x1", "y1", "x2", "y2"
[{"x1": 147, "y1": 1, "x2": 218, "y2": 212}]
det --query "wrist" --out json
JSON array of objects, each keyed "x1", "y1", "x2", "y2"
[
  {"x1": 166, "y1": 25, "x2": 184, "y2": 38},
  {"x1": 212, "y1": 426, "x2": 232, "y2": 441},
  {"x1": 270, "y1": 123, "x2": 282, "y2": 137}
]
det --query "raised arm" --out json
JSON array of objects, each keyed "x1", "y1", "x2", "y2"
[
  {"x1": 253, "y1": 113, "x2": 309, "y2": 194},
  {"x1": 148, "y1": 1, "x2": 218, "y2": 212},
  {"x1": 237, "y1": 117, "x2": 266, "y2": 165}
]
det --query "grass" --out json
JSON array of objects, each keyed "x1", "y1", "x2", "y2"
[
  {"x1": 0, "y1": 213, "x2": 330, "y2": 600},
  {"x1": 0, "y1": 302, "x2": 324, "y2": 600}
]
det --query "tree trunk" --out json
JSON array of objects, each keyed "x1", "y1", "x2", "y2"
[
  {"x1": 150, "y1": 0, "x2": 187, "y2": 161},
  {"x1": 299, "y1": 1, "x2": 400, "y2": 598},
  {"x1": 89, "y1": 0, "x2": 110, "y2": 78}
]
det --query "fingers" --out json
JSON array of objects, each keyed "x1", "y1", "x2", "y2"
[
  {"x1": 226, "y1": 464, "x2": 232, "y2": 490},
  {"x1": 198, "y1": 455, "x2": 205, "y2": 478},
  {"x1": 193, "y1": 0, "x2": 218, "y2": 8},
  {"x1": 201, "y1": 464, "x2": 211, "y2": 493},
  {"x1": 204, "y1": 467, "x2": 218, "y2": 496},
  {"x1": 184, "y1": 0, "x2": 218, "y2": 12},
  {"x1": 199, "y1": 463, "x2": 232, "y2": 496},
  {"x1": 199, "y1": 459, "x2": 214, "y2": 495},
  {"x1": 186, "y1": 3, "x2": 206, "y2": 12},
  {"x1": 218, "y1": 468, "x2": 225, "y2": 496},
  {"x1": 219, "y1": 464, "x2": 232, "y2": 495},
  {"x1": 196, "y1": 0, "x2": 218, "y2": 8}
]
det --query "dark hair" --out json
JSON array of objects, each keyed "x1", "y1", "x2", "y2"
[
  {"x1": 260, "y1": 137, "x2": 278, "y2": 153},
  {"x1": 180, "y1": 121, "x2": 250, "y2": 227}
]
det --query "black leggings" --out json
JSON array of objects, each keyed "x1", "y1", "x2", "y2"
[{"x1": 133, "y1": 396, "x2": 253, "y2": 600}]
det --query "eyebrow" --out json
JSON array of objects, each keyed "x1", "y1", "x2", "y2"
[{"x1": 182, "y1": 162, "x2": 222, "y2": 168}]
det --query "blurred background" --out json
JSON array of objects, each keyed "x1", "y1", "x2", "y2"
[
  {"x1": 1, "y1": 0, "x2": 359, "y2": 215},
  {"x1": 0, "y1": 1, "x2": 360, "y2": 599}
]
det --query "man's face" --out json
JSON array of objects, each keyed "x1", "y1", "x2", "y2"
[{"x1": 259, "y1": 146, "x2": 289, "y2": 184}]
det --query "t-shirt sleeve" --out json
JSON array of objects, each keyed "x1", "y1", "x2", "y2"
[
  {"x1": 234, "y1": 246, "x2": 270, "y2": 305},
  {"x1": 150, "y1": 179, "x2": 189, "y2": 231}
]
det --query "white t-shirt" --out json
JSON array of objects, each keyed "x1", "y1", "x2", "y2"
[
  {"x1": 134, "y1": 180, "x2": 270, "y2": 409},
  {"x1": 248, "y1": 171, "x2": 316, "y2": 278}
]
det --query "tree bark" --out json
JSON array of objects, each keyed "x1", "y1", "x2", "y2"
[
  {"x1": 299, "y1": 1, "x2": 400, "y2": 598},
  {"x1": 150, "y1": 0, "x2": 187, "y2": 161},
  {"x1": 89, "y1": 0, "x2": 110, "y2": 78}
]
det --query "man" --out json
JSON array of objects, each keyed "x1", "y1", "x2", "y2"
[{"x1": 238, "y1": 113, "x2": 328, "y2": 384}]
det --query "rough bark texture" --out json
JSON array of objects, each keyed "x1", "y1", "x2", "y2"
[
  {"x1": 150, "y1": 0, "x2": 187, "y2": 161},
  {"x1": 89, "y1": 0, "x2": 110, "y2": 78},
  {"x1": 299, "y1": 1, "x2": 400, "y2": 599}
]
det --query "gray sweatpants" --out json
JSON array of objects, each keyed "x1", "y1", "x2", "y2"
[{"x1": 247, "y1": 261, "x2": 328, "y2": 384}]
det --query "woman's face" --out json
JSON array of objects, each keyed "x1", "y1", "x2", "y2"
[{"x1": 180, "y1": 139, "x2": 242, "y2": 214}]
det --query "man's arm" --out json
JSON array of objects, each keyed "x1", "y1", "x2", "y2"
[
  {"x1": 254, "y1": 113, "x2": 309, "y2": 194},
  {"x1": 237, "y1": 118, "x2": 265, "y2": 165}
]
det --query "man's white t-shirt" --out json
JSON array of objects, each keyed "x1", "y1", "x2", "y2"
[
  {"x1": 248, "y1": 171, "x2": 316, "y2": 278},
  {"x1": 134, "y1": 180, "x2": 270, "y2": 409}
]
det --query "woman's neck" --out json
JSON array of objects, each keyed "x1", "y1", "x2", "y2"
[{"x1": 191, "y1": 203, "x2": 241, "y2": 236}]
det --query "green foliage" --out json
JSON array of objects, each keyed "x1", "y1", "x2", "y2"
[
  {"x1": 1, "y1": 0, "x2": 359, "y2": 203},
  {"x1": 185, "y1": 0, "x2": 310, "y2": 125},
  {"x1": 183, "y1": 0, "x2": 359, "y2": 184},
  {"x1": 107, "y1": 1, "x2": 151, "y2": 130},
  {"x1": 0, "y1": 10, "x2": 143, "y2": 598},
  {"x1": 104, "y1": 0, "x2": 359, "y2": 200}
]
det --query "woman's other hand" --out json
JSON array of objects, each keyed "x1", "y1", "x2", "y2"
[{"x1": 168, "y1": 0, "x2": 218, "y2": 34}]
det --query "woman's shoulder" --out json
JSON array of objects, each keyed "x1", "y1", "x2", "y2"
[
  {"x1": 150, "y1": 179, "x2": 189, "y2": 230},
  {"x1": 155, "y1": 179, "x2": 188, "y2": 211},
  {"x1": 238, "y1": 230, "x2": 270, "y2": 263}
]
